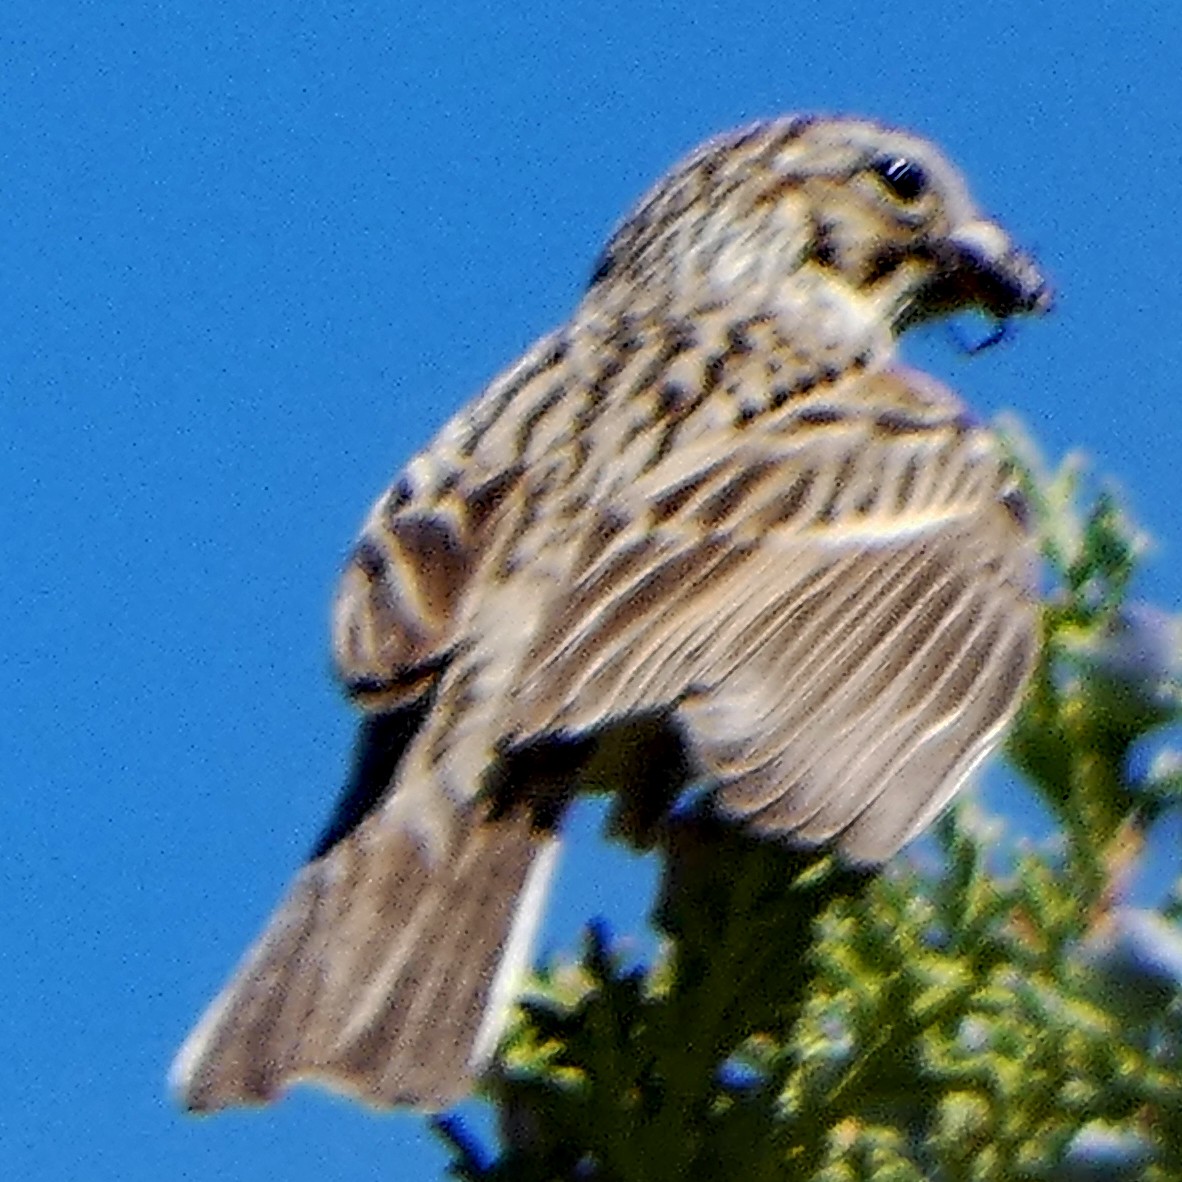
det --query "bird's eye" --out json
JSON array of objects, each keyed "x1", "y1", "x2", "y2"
[{"x1": 871, "y1": 156, "x2": 928, "y2": 202}]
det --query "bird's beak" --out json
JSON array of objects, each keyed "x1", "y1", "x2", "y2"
[{"x1": 944, "y1": 218, "x2": 1053, "y2": 319}]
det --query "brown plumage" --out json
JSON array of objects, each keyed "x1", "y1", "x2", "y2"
[{"x1": 171, "y1": 114, "x2": 1049, "y2": 1112}]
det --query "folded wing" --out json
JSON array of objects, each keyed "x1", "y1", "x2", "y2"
[{"x1": 508, "y1": 365, "x2": 1039, "y2": 863}]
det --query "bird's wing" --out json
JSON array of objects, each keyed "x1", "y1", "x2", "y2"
[
  {"x1": 330, "y1": 465, "x2": 521, "y2": 710},
  {"x1": 330, "y1": 327, "x2": 579, "y2": 711},
  {"x1": 507, "y1": 364, "x2": 1039, "y2": 864}
]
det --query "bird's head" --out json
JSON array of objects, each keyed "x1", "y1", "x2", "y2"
[{"x1": 585, "y1": 116, "x2": 1051, "y2": 335}]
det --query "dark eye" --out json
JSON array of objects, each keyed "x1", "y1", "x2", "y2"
[{"x1": 871, "y1": 155, "x2": 928, "y2": 202}]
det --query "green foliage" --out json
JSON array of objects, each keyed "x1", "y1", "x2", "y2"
[{"x1": 436, "y1": 427, "x2": 1182, "y2": 1181}]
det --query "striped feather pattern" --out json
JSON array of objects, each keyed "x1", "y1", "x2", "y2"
[{"x1": 173, "y1": 114, "x2": 1049, "y2": 1112}]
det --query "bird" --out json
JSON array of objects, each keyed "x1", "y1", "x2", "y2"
[{"x1": 171, "y1": 114, "x2": 1049, "y2": 1114}]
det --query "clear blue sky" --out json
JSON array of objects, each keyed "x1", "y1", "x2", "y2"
[{"x1": 5, "y1": 2, "x2": 1181, "y2": 1178}]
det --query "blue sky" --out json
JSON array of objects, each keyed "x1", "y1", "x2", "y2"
[{"x1": 4, "y1": 2, "x2": 1181, "y2": 1178}]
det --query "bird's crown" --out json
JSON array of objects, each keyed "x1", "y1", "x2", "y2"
[{"x1": 586, "y1": 115, "x2": 1049, "y2": 332}]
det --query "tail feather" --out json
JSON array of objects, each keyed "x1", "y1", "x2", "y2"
[{"x1": 170, "y1": 803, "x2": 558, "y2": 1112}]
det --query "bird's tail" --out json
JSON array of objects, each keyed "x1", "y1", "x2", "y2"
[{"x1": 170, "y1": 800, "x2": 559, "y2": 1112}]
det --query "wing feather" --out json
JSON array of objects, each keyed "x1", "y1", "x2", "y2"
[{"x1": 508, "y1": 364, "x2": 1037, "y2": 864}]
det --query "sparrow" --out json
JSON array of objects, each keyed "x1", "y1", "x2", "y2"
[{"x1": 171, "y1": 114, "x2": 1049, "y2": 1113}]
